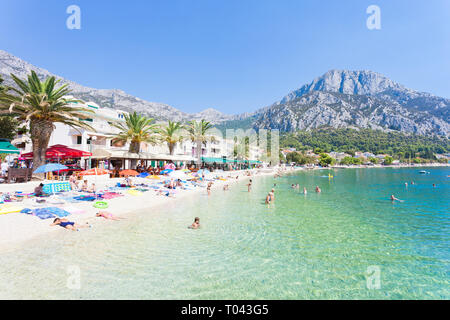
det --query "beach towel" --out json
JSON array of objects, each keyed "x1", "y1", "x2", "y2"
[
  {"x1": 33, "y1": 207, "x2": 71, "y2": 220},
  {"x1": 73, "y1": 195, "x2": 96, "y2": 202},
  {"x1": 101, "y1": 192, "x2": 123, "y2": 200}
]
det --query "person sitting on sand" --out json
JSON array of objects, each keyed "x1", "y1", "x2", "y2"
[
  {"x1": 124, "y1": 176, "x2": 134, "y2": 187},
  {"x1": 223, "y1": 184, "x2": 229, "y2": 191},
  {"x1": 315, "y1": 186, "x2": 321, "y2": 193},
  {"x1": 34, "y1": 183, "x2": 45, "y2": 197},
  {"x1": 89, "y1": 183, "x2": 96, "y2": 193},
  {"x1": 69, "y1": 175, "x2": 78, "y2": 190},
  {"x1": 188, "y1": 217, "x2": 200, "y2": 229},
  {"x1": 96, "y1": 211, "x2": 124, "y2": 221},
  {"x1": 50, "y1": 218, "x2": 91, "y2": 231},
  {"x1": 81, "y1": 180, "x2": 89, "y2": 192}
]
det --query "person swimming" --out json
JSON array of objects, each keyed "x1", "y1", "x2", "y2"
[
  {"x1": 188, "y1": 217, "x2": 200, "y2": 229},
  {"x1": 390, "y1": 194, "x2": 403, "y2": 202}
]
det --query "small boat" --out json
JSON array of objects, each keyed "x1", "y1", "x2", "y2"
[{"x1": 419, "y1": 170, "x2": 430, "y2": 174}]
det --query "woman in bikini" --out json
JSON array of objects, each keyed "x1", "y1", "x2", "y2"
[
  {"x1": 96, "y1": 211, "x2": 124, "y2": 221},
  {"x1": 50, "y1": 218, "x2": 91, "y2": 231}
]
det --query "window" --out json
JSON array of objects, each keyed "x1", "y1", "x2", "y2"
[{"x1": 76, "y1": 136, "x2": 82, "y2": 144}]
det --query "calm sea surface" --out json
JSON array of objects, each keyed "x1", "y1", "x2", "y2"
[{"x1": 0, "y1": 167, "x2": 448, "y2": 299}]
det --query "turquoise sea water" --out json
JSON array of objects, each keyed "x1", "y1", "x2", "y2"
[{"x1": 0, "y1": 167, "x2": 448, "y2": 299}]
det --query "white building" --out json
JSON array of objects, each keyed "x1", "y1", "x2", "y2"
[{"x1": 14, "y1": 100, "x2": 264, "y2": 169}]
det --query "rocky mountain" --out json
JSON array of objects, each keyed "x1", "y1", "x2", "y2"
[
  {"x1": 0, "y1": 50, "x2": 233, "y2": 123},
  {"x1": 1, "y1": 50, "x2": 448, "y2": 136},
  {"x1": 253, "y1": 70, "x2": 449, "y2": 136}
]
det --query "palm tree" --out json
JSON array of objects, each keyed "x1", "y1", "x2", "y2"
[
  {"x1": 0, "y1": 71, "x2": 94, "y2": 175},
  {"x1": 185, "y1": 119, "x2": 215, "y2": 164},
  {"x1": 160, "y1": 120, "x2": 184, "y2": 155},
  {"x1": 111, "y1": 111, "x2": 160, "y2": 153}
]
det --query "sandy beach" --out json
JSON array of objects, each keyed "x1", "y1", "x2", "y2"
[{"x1": 0, "y1": 167, "x2": 293, "y2": 252}]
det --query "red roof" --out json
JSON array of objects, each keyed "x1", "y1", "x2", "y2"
[{"x1": 21, "y1": 144, "x2": 92, "y2": 160}]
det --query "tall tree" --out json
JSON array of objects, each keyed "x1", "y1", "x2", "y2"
[
  {"x1": 0, "y1": 116, "x2": 20, "y2": 140},
  {"x1": 160, "y1": 120, "x2": 184, "y2": 155},
  {"x1": 185, "y1": 119, "x2": 215, "y2": 164},
  {"x1": 0, "y1": 71, "x2": 94, "y2": 175},
  {"x1": 111, "y1": 111, "x2": 160, "y2": 153}
]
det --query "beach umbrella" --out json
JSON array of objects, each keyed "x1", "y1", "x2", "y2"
[
  {"x1": 147, "y1": 175, "x2": 161, "y2": 180},
  {"x1": 120, "y1": 169, "x2": 139, "y2": 176},
  {"x1": 181, "y1": 169, "x2": 191, "y2": 173},
  {"x1": 160, "y1": 169, "x2": 173, "y2": 175},
  {"x1": 79, "y1": 168, "x2": 111, "y2": 176},
  {"x1": 34, "y1": 163, "x2": 68, "y2": 173},
  {"x1": 33, "y1": 163, "x2": 68, "y2": 194}
]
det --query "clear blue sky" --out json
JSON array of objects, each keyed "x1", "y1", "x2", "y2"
[{"x1": 1, "y1": 0, "x2": 449, "y2": 114}]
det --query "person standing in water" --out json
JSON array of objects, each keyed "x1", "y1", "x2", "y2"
[
  {"x1": 189, "y1": 217, "x2": 200, "y2": 229},
  {"x1": 315, "y1": 186, "x2": 321, "y2": 193},
  {"x1": 265, "y1": 193, "x2": 271, "y2": 206},
  {"x1": 269, "y1": 189, "x2": 275, "y2": 202},
  {"x1": 303, "y1": 187, "x2": 307, "y2": 195}
]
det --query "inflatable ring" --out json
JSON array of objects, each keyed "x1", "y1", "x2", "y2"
[{"x1": 93, "y1": 201, "x2": 108, "y2": 209}]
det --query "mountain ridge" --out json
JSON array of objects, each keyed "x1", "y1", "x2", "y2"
[
  {"x1": 0, "y1": 50, "x2": 448, "y2": 136},
  {"x1": 0, "y1": 49, "x2": 234, "y2": 123}
]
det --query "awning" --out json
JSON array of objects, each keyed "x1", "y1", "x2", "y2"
[
  {"x1": 0, "y1": 141, "x2": 20, "y2": 154},
  {"x1": 21, "y1": 144, "x2": 92, "y2": 159}
]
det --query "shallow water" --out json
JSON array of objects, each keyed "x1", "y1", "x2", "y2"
[{"x1": 0, "y1": 167, "x2": 449, "y2": 299}]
